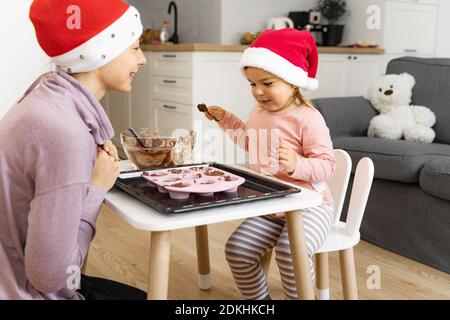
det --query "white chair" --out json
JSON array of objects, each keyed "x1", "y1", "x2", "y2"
[
  {"x1": 314, "y1": 149, "x2": 352, "y2": 299},
  {"x1": 315, "y1": 156, "x2": 375, "y2": 300},
  {"x1": 261, "y1": 149, "x2": 353, "y2": 295}
]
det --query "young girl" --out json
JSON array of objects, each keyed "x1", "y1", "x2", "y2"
[
  {"x1": 202, "y1": 29, "x2": 336, "y2": 300},
  {"x1": 0, "y1": 0, "x2": 147, "y2": 299}
]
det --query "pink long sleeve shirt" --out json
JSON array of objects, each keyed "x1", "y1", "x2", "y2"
[{"x1": 218, "y1": 104, "x2": 336, "y2": 204}]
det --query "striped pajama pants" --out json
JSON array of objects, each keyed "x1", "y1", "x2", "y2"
[{"x1": 225, "y1": 203, "x2": 334, "y2": 300}]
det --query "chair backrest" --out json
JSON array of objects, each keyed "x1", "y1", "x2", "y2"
[
  {"x1": 326, "y1": 149, "x2": 352, "y2": 224},
  {"x1": 345, "y1": 157, "x2": 375, "y2": 238}
]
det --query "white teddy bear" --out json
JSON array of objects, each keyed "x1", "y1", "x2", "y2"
[{"x1": 366, "y1": 72, "x2": 436, "y2": 143}]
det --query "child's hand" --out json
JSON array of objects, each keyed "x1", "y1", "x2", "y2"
[
  {"x1": 272, "y1": 212, "x2": 286, "y2": 218},
  {"x1": 203, "y1": 105, "x2": 226, "y2": 122},
  {"x1": 101, "y1": 140, "x2": 119, "y2": 162},
  {"x1": 279, "y1": 141, "x2": 297, "y2": 175}
]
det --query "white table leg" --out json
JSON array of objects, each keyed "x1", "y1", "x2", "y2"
[
  {"x1": 195, "y1": 225, "x2": 211, "y2": 290},
  {"x1": 315, "y1": 252, "x2": 330, "y2": 300},
  {"x1": 147, "y1": 230, "x2": 171, "y2": 300},
  {"x1": 285, "y1": 210, "x2": 315, "y2": 300}
]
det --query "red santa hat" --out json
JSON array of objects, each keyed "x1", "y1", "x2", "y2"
[
  {"x1": 240, "y1": 28, "x2": 319, "y2": 91},
  {"x1": 29, "y1": 0, "x2": 143, "y2": 73}
]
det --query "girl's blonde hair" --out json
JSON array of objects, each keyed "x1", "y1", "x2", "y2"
[
  {"x1": 244, "y1": 67, "x2": 316, "y2": 110},
  {"x1": 285, "y1": 86, "x2": 316, "y2": 110}
]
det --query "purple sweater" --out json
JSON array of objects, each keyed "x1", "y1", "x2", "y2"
[{"x1": 0, "y1": 69, "x2": 114, "y2": 299}]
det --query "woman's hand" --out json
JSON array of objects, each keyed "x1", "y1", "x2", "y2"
[
  {"x1": 204, "y1": 105, "x2": 226, "y2": 122},
  {"x1": 101, "y1": 140, "x2": 119, "y2": 162},
  {"x1": 279, "y1": 141, "x2": 297, "y2": 175},
  {"x1": 91, "y1": 147, "x2": 120, "y2": 192}
]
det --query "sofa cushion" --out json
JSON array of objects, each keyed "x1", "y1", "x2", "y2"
[
  {"x1": 387, "y1": 58, "x2": 450, "y2": 144},
  {"x1": 333, "y1": 137, "x2": 450, "y2": 182},
  {"x1": 419, "y1": 158, "x2": 450, "y2": 201}
]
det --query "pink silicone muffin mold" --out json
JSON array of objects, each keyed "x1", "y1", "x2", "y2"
[
  {"x1": 182, "y1": 172, "x2": 203, "y2": 180},
  {"x1": 142, "y1": 165, "x2": 245, "y2": 199},
  {"x1": 145, "y1": 180, "x2": 157, "y2": 188},
  {"x1": 156, "y1": 177, "x2": 180, "y2": 193},
  {"x1": 224, "y1": 186, "x2": 239, "y2": 193},
  {"x1": 167, "y1": 182, "x2": 192, "y2": 199},
  {"x1": 194, "y1": 178, "x2": 217, "y2": 185},
  {"x1": 142, "y1": 171, "x2": 168, "y2": 187}
]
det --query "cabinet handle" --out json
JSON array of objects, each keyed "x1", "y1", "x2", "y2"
[
  {"x1": 162, "y1": 54, "x2": 177, "y2": 58},
  {"x1": 353, "y1": 56, "x2": 358, "y2": 60},
  {"x1": 163, "y1": 80, "x2": 177, "y2": 84},
  {"x1": 163, "y1": 104, "x2": 177, "y2": 110},
  {"x1": 348, "y1": 56, "x2": 352, "y2": 60},
  {"x1": 404, "y1": 49, "x2": 418, "y2": 53}
]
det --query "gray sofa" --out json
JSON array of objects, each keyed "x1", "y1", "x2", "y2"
[{"x1": 314, "y1": 57, "x2": 450, "y2": 274}]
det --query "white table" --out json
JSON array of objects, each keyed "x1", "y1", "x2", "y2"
[{"x1": 105, "y1": 164, "x2": 323, "y2": 300}]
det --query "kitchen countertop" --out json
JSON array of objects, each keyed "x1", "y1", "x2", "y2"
[{"x1": 141, "y1": 43, "x2": 385, "y2": 54}]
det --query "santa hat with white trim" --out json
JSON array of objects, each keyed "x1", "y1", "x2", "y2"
[
  {"x1": 240, "y1": 28, "x2": 319, "y2": 91},
  {"x1": 29, "y1": 0, "x2": 143, "y2": 74}
]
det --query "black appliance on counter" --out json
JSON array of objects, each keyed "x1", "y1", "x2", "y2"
[{"x1": 288, "y1": 10, "x2": 323, "y2": 46}]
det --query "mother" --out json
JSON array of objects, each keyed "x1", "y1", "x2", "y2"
[{"x1": 0, "y1": 0, "x2": 147, "y2": 299}]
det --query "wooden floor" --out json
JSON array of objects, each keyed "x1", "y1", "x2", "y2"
[{"x1": 83, "y1": 205, "x2": 450, "y2": 300}]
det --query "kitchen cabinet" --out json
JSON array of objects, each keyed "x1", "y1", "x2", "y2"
[
  {"x1": 153, "y1": 100, "x2": 192, "y2": 130},
  {"x1": 346, "y1": 55, "x2": 383, "y2": 96},
  {"x1": 386, "y1": 0, "x2": 438, "y2": 7},
  {"x1": 151, "y1": 76, "x2": 192, "y2": 104},
  {"x1": 162, "y1": 51, "x2": 254, "y2": 164},
  {"x1": 380, "y1": 0, "x2": 438, "y2": 71},
  {"x1": 309, "y1": 55, "x2": 348, "y2": 98},
  {"x1": 147, "y1": 52, "x2": 194, "y2": 137},
  {"x1": 130, "y1": 58, "x2": 152, "y2": 130},
  {"x1": 307, "y1": 54, "x2": 383, "y2": 99},
  {"x1": 343, "y1": 0, "x2": 440, "y2": 69},
  {"x1": 150, "y1": 52, "x2": 193, "y2": 78},
  {"x1": 384, "y1": 1, "x2": 438, "y2": 56}
]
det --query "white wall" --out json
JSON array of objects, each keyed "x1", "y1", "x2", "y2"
[
  {"x1": 341, "y1": 0, "x2": 385, "y2": 46},
  {"x1": 129, "y1": 0, "x2": 222, "y2": 43},
  {"x1": 131, "y1": 0, "x2": 318, "y2": 44},
  {"x1": 220, "y1": 0, "x2": 318, "y2": 44},
  {"x1": 0, "y1": 1, "x2": 52, "y2": 119},
  {"x1": 436, "y1": 0, "x2": 450, "y2": 58}
]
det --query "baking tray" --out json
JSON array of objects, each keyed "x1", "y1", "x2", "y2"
[{"x1": 114, "y1": 162, "x2": 301, "y2": 214}]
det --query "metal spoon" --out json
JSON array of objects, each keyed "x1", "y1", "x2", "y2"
[{"x1": 128, "y1": 128, "x2": 146, "y2": 148}]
